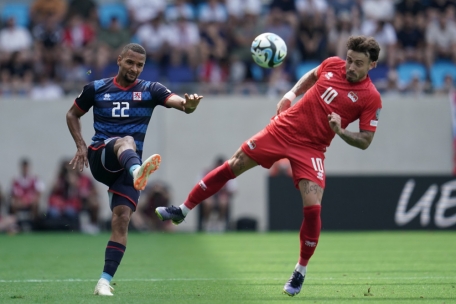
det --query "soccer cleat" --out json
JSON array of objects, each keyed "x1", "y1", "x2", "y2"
[
  {"x1": 94, "y1": 278, "x2": 114, "y2": 296},
  {"x1": 155, "y1": 205, "x2": 186, "y2": 225},
  {"x1": 133, "y1": 154, "x2": 161, "y2": 191},
  {"x1": 283, "y1": 270, "x2": 305, "y2": 297}
]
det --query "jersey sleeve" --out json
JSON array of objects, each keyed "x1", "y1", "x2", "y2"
[
  {"x1": 317, "y1": 56, "x2": 342, "y2": 78},
  {"x1": 74, "y1": 82, "x2": 95, "y2": 112},
  {"x1": 359, "y1": 90, "x2": 382, "y2": 132},
  {"x1": 149, "y1": 82, "x2": 174, "y2": 107}
]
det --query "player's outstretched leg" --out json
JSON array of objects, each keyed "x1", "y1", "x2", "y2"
[
  {"x1": 283, "y1": 270, "x2": 305, "y2": 296},
  {"x1": 133, "y1": 154, "x2": 161, "y2": 191},
  {"x1": 94, "y1": 278, "x2": 114, "y2": 296},
  {"x1": 155, "y1": 205, "x2": 186, "y2": 225}
]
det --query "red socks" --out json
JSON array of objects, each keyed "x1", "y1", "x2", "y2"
[
  {"x1": 184, "y1": 161, "x2": 236, "y2": 209},
  {"x1": 299, "y1": 205, "x2": 321, "y2": 266}
]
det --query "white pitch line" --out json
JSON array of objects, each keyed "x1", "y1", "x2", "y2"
[{"x1": 0, "y1": 277, "x2": 455, "y2": 283}]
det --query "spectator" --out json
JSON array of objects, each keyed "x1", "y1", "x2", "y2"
[
  {"x1": 47, "y1": 160, "x2": 100, "y2": 233},
  {"x1": 296, "y1": 0, "x2": 329, "y2": 18},
  {"x1": 62, "y1": 14, "x2": 96, "y2": 52},
  {"x1": 30, "y1": 73, "x2": 65, "y2": 100},
  {"x1": 126, "y1": 0, "x2": 166, "y2": 30},
  {"x1": 362, "y1": 0, "x2": 395, "y2": 23},
  {"x1": 0, "y1": 184, "x2": 19, "y2": 234},
  {"x1": 425, "y1": 12, "x2": 456, "y2": 68},
  {"x1": 198, "y1": 156, "x2": 237, "y2": 232},
  {"x1": 225, "y1": 0, "x2": 263, "y2": 21},
  {"x1": 95, "y1": 16, "x2": 131, "y2": 74},
  {"x1": 165, "y1": 0, "x2": 196, "y2": 22},
  {"x1": 327, "y1": 11, "x2": 362, "y2": 58},
  {"x1": 362, "y1": 19, "x2": 397, "y2": 68},
  {"x1": 167, "y1": 16, "x2": 200, "y2": 68},
  {"x1": 396, "y1": 13, "x2": 425, "y2": 64},
  {"x1": 10, "y1": 158, "x2": 45, "y2": 231},
  {"x1": 296, "y1": 13, "x2": 328, "y2": 62},
  {"x1": 0, "y1": 17, "x2": 33, "y2": 55},
  {"x1": 30, "y1": 0, "x2": 68, "y2": 26},
  {"x1": 135, "y1": 15, "x2": 171, "y2": 67},
  {"x1": 32, "y1": 18, "x2": 63, "y2": 79},
  {"x1": 56, "y1": 53, "x2": 90, "y2": 95},
  {"x1": 198, "y1": 0, "x2": 228, "y2": 24},
  {"x1": 131, "y1": 180, "x2": 173, "y2": 232},
  {"x1": 1, "y1": 51, "x2": 34, "y2": 96},
  {"x1": 66, "y1": 0, "x2": 98, "y2": 26}
]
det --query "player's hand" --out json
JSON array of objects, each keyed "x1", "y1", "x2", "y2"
[
  {"x1": 69, "y1": 145, "x2": 88, "y2": 172},
  {"x1": 328, "y1": 112, "x2": 342, "y2": 134},
  {"x1": 276, "y1": 98, "x2": 291, "y2": 115},
  {"x1": 183, "y1": 93, "x2": 203, "y2": 112}
]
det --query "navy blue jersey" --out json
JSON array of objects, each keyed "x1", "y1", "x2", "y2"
[{"x1": 75, "y1": 77, "x2": 173, "y2": 158}]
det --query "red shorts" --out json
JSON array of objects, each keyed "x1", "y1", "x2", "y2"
[{"x1": 241, "y1": 129, "x2": 326, "y2": 189}]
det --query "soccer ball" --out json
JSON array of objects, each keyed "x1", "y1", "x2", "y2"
[{"x1": 251, "y1": 33, "x2": 287, "y2": 68}]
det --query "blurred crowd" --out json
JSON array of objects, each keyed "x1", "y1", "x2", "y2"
[
  {"x1": 1, "y1": 0, "x2": 456, "y2": 99},
  {"x1": 0, "y1": 158, "x2": 174, "y2": 234}
]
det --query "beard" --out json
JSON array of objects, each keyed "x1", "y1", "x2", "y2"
[{"x1": 123, "y1": 72, "x2": 137, "y2": 84}]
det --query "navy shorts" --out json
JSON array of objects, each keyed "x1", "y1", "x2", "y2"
[{"x1": 88, "y1": 138, "x2": 139, "y2": 211}]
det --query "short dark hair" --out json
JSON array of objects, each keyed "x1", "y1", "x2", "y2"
[
  {"x1": 346, "y1": 36, "x2": 380, "y2": 62},
  {"x1": 121, "y1": 43, "x2": 146, "y2": 56}
]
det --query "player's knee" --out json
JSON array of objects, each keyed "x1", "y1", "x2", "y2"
[{"x1": 122, "y1": 136, "x2": 136, "y2": 149}]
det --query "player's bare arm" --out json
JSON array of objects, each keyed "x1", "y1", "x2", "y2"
[
  {"x1": 165, "y1": 93, "x2": 203, "y2": 114},
  {"x1": 328, "y1": 112, "x2": 375, "y2": 150},
  {"x1": 277, "y1": 67, "x2": 319, "y2": 114},
  {"x1": 66, "y1": 104, "x2": 89, "y2": 171}
]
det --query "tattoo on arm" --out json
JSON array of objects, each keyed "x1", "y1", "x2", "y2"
[
  {"x1": 291, "y1": 68, "x2": 318, "y2": 96},
  {"x1": 338, "y1": 129, "x2": 374, "y2": 150}
]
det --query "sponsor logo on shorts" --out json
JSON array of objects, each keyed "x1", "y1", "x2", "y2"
[
  {"x1": 305, "y1": 240, "x2": 317, "y2": 247},
  {"x1": 247, "y1": 140, "x2": 256, "y2": 150},
  {"x1": 199, "y1": 180, "x2": 207, "y2": 191},
  {"x1": 317, "y1": 172, "x2": 324, "y2": 181},
  {"x1": 370, "y1": 120, "x2": 378, "y2": 127},
  {"x1": 325, "y1": 72, "x2": 333, "y2": 80}
]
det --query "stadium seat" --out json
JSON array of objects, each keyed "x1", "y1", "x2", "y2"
[
  {"x1": 98, "y1": 3, "x2": 128, "y2": 28},
  {"x1": 396, "y1": 62, "x2": 427, "y2": 87},
  {"x1": 140, "y1": 64, "x2": 160, "y2": 81},
  {"x1": 295, "y1": 61, "x2": 319, "y2": 81},
  {"x1": 101, "y1": 63, "x2": 119, "y2": 78},
  {"x1": 369, "y1": 63, "x2": 389, "y2": 83},
  {"x1": 166, "y1": 65, "x2": 195, "y2": 84},
  {"x1": 1, "y1": 3, "x2": 30, "y2": 28},
  {"x1": 430, "y1": 61, "x2": 456, "y2": 90}
]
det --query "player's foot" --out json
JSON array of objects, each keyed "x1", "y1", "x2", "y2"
[
  {"x1": 283, "y1": 270, "x2": 305, "y2": 297},
  {"x1": 155, "y1": 205, "x2": 186, "y2": 225},
  {"x1": 133, "y1": 154, "x2": 161, "y2": 191},
  {"x1": 94, "y1": 278, "x2": 114, "y2": 296}
]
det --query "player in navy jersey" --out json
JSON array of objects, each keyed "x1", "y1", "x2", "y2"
[
  {"x1": 66, "y1": 43, "x2": 203, "y2": 296},
  {"x1": 156, "y1": 36, "x2": 382, "y2": 297}
]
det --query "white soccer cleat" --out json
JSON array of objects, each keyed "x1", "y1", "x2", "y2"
[
  {"x1": 94, "y1": 278, "x2": 114, "y2": 296},
  {"x1": 133, "y1": 154, "x2": 161, "y2": 191}
]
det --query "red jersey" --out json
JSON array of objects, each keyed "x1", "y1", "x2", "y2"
[{"x1": 266, "y1": 56, "x2": 382, "y2": 152}]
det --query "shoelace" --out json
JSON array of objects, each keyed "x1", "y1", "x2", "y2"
[
  {"x1": 288, "y1": 271, "x2": 304, "y2": 288},
  {"x1": 167, "y1": 206, "x2": 184, "y2": 216}
]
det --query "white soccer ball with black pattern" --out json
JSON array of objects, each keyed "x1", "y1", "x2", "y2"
[{"x1": 251, "y1": 33, "x2": 287, "y2": 69}]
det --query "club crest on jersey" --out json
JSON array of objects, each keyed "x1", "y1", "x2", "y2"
[
  {"x1": 247, "y1": 140, "x2": 256, "y2": 150},
  {"x1": 348, "y1": 91, "x2": 358, "y2": 102},
  {"x1": 133, "y1": 92, "x2": 142, "y2": 100},
  {"x1": 325, "y1": 72, "x2": 333, "y2": 80}
]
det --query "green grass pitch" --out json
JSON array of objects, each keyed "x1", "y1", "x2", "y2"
[{"x1": 0, "y1": 231, "x2": 455, "y2": 303}]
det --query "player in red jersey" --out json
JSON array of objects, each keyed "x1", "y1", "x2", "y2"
[{"x1": 156, "y1": 36, "x2": 382, "y2": 296}]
